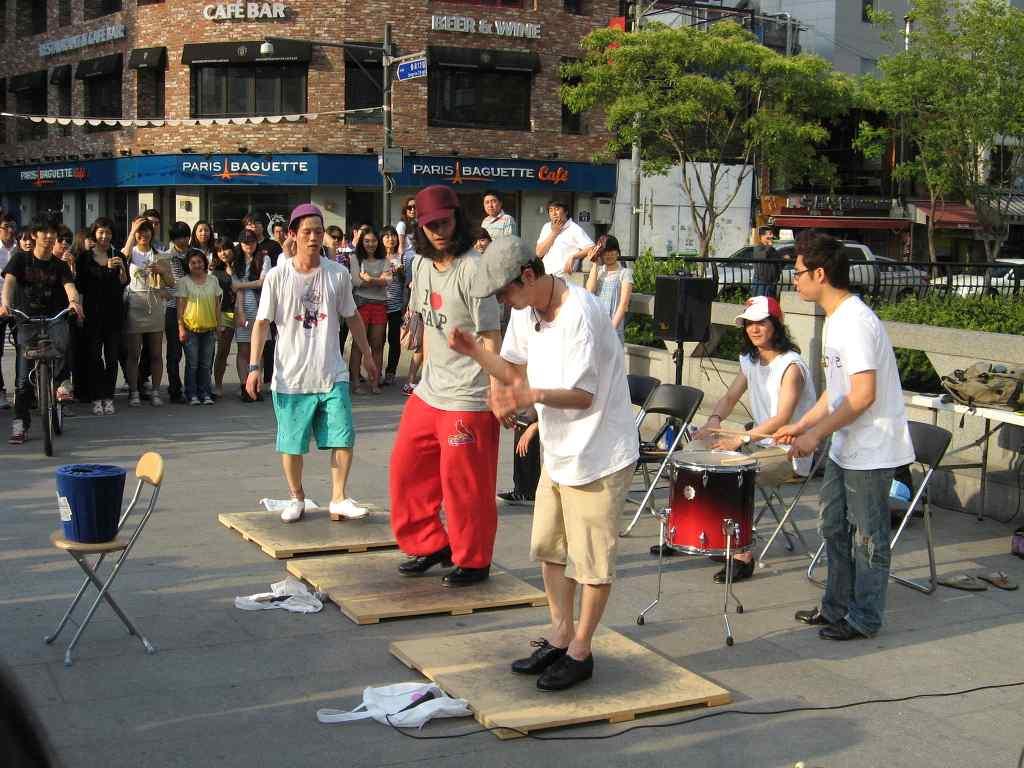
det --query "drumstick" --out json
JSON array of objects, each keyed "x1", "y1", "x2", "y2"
[
  {"x1": 708, "y1": 427, "x2": 775, "y2": 440},
  {"x1": 720, "y1": 447, "x2": 791, "y2": 464}
]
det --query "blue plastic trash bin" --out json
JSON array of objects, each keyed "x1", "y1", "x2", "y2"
[{"x1": 56, "y1": 464, "x2": 126, "y2": 543}]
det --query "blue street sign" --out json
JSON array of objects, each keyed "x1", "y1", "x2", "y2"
[{"x1": 396, "y1": 58, "x2": 427, "y2": 81}]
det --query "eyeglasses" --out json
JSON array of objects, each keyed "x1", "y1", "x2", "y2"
[
  {"x1": 405, "y1": 205, "x2": 416, "y2": 211},
  {"x1": 792, "y1": 267, "x2": 812, "y2": 280}
]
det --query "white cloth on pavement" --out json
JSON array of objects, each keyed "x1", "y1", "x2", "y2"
[
  {"x1": 317, "y1": 682, "x2": 471, "y2": 729},
  {"x1": 234, "y1": 577, "x2": 323, "y2": 613}
]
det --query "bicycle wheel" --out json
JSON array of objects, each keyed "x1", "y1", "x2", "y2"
[
  {"x1": 53, "y1": 381, "x2": 63, "y2": 435},
  {"x1": 37, "y1": 360, "x2": 53, "y2": 457}
]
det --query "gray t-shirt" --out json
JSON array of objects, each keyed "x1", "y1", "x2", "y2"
[
  {"x1": 411, "y1": 252, "x2": 500, "y2": 412},
  {"x1": 351, "y1": 255, "x2": 391, "y2": 303}
]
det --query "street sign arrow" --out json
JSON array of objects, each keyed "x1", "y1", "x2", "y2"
[{"x1": 396, "y1": 58, "x2": 427, "y2": 81}]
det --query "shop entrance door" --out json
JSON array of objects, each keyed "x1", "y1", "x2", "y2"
[
  {"x1": 454, "y1": 191, "x2": 520, "y2": 233},
  {"x1": 345, "y1": 189, "x2": 382, "y2": 231},
  {"x1": 207, "y1": 189, "x2": 309, "y2": 242}
]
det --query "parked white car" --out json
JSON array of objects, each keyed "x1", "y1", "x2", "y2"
[
  {"x1": 929, "y1": 258, "x2": 1024, "y2": 297},
  {"x1": 717, "y1": 240, "x2": 928, "y2": 302}
]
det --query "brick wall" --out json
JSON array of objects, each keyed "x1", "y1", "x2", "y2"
[{"x1": 0, "y1": 0, "x2": 616, "y2": 165}]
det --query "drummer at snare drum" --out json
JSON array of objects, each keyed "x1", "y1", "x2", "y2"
[{"x1": 690, "y1": 296, "x2": 817, "y2": 583}]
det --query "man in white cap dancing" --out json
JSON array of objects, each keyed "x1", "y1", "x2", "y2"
[{"x1": 246, "y1": 203, "x2": 378, "y2": 524}]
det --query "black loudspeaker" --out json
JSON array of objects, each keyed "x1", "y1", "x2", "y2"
[{"x1": 653, "y1": 275, "x2": 714, "y2": 342}]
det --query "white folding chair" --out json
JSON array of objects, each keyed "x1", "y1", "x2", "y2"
[{"x1": 45, "y1": 452, "x2": 164, "y2": 666}]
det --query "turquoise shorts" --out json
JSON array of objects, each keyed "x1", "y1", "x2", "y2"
[{"x1": 272, "y1": 381, "x2": 354, "y2": 455}]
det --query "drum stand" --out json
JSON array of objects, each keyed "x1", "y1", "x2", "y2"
[{"x1": 636, "y1": 510, "x2": 746, "y2": 648}]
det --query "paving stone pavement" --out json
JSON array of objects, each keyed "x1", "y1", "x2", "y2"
[{"x1": 2, "y1": 367, "x2": 1024, "y2": 768}]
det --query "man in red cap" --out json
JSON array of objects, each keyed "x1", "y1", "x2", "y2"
[
  {"x1": 388, "y1": 185, "x2": 503, "y2": 587},
  {"x1": 689, "y1": 295, "x2": 817, "y2": 582},
  {"x1": 246, "y1": 203, "x2": 378, "y2": 525}
]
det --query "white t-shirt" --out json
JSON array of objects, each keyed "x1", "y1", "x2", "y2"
[
  {"x1": 0, "y1": 240, "x2": 15, "y2": 287},
  {"x1": 255, "y1": 258, "x2": 357, "y2": 394},
  {"x1": 740, "y1": 350, "x2": 817, "y2": 477},
  {"x1": 823, "y1": 296, "x2": 914, "y2": 470},
  {"x1": 501, "y1": 283, "x2": 639, "y2": 486},
  {"x1": 536, "y1": 219, "x2": 594, "y2": 278}
]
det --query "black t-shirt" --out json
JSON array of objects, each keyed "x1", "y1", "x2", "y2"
[
  {"x1": 212, "y1": 268, "x2": 235, "y2": 312},
  {"x1": 1, "y1": 249, "x2": 74, "y2": 317},
  {"x1": 258, "y1": 237, "x2": 282, "y2": 269},
  {"x1": 75, "y1": 251, "x2": 126, "y2": 332}
]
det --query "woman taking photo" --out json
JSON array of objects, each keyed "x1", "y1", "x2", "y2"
[
  {"x1": 231, "y1": 230, "x2": 269, "y2": 401},
  {"x1": 395, "y1": 196, "x2": 416, "y2": 254},
  {"x1": 381, "y1": 225, "x2": 407, "y2": 386},
  {"x1": 350, "y1": 227, "x2": 390, "y2": 394},
  {"x1": 189, "y1": 220, "x2": 215, "y2": 259},
  {"x1": 585, "y1": 235, "x2": 633, "y2": 344},
  {"x1": 177, "y1": 250, "x2": 222, "y2": 405},
  {"x1": 210, "y1": 238, "x2": 238, "y2": 398},
  {"x1": 122, "y1": 218, "x2": 173, "y2": 407},
  {"x1": 75, "y1": 217, "x2": 128, "y2": 415}
]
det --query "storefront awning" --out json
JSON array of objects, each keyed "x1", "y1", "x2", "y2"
[
  {"x1": 181, "y1": 40, "x2": 312, "y2": 65},
  {"x1": 128, "y1": 47, "x2": 168, "y2": 70},
  {"x1": 907, "y1": 200, "x2": 979, "y2": 230},
  {"x1": 428, "y1": 46, "x2": 541, "y2": 73},
  {"x1": 49, "y1": 65, "x2": 72, "y2": 86},
  {"x1": 8, "y1": 70, "x2": 47, "y2": 93},
  {"x1": 769, "y1": 215, "x2": 912, "y2": 231},
  {"x1": 75, "y1": 53, "x2": 123, "y2": 80}
]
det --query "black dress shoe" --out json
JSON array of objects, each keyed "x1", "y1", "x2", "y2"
[
  {"x1": 819, "y1": 619, "x2": 869, "y2": 641},
  {"x1": 441, "y1": 565, "x2": 490, "y2": 587},
  {"x1": 794, "y1": 607, "x2": 832, "y2": 626},
  {"x1": 397, "y1": 546, "x2": 453, "y2": 576},
  {"x1": 511, "y1": 639, "x2": 567, "y2": 675},
  {"x1": 649, "y1": 543, "x2": 680, "y2": 557},
  {"x1": 713, "y1": 559, "x2": 755, "y2": 584},
  {"x1": 537, "y1": 653, "x2": 594, "y2": 691}
]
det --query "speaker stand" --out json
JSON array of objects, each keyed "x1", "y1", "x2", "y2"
[{"x1": 672, "y1": 341, "x2": 685, "y2": 386}]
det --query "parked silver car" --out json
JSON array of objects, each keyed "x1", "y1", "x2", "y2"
[{"x1": 929, "y1": 258, "x2": 1024, "y2": 297}]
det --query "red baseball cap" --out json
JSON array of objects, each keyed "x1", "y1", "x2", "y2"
[
  {"x1": 734, "y1": 295, "x2": 783, "y2": 326},
  {"x1": 415, "y1": 185, "x2": 459, "y2": 226}
]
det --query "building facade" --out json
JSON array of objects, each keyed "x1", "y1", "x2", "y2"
[{"x1": 0, "y1": 0, "x2": 618, "y2": 244}]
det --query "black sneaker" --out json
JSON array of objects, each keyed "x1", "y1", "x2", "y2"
[
  {"x1": 713, "y1": 559, "x2": 755, "y2": 584},
  {"x1": 537, "y1": 653, "x2": 593, "y2": 691},
  {"x1": 397, "y1": 546, "x2": 453, "y2": 576},
  {"x1": 441, "y1": 565, "x2": 490, "y2": 587},
  {"x1": 497, "y1": 490, "x2": 534, "y2": 506}
]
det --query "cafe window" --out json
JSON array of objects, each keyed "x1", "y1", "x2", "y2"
[
  {"x1": 344, "y1": 42, "x2": 384, "y2": 123},
  {"x1": 16, "y1": 0, "x2": 47, "y2": 36},
  {"x1": 52, "y1": 65, "x2": 73, "y2": 137},
  {"x1": 561, "y1": 58, "x2": 582, "y2": 135},
  {"x1": 59, "y1": 0, "x2": 72, "y2": 26},
  {"x1": 564, "y1": 0, "x2": 585, "y2": 14},
  {"x1": 77, "y1": 54, "x2": 124, "y2": 131},
  {"x1": 190, "y1": 64, "x2": 307, "y2": 118},
  {"x1": 10, "y1": 75, "x2": 47, "y2": 141},
  {"x1": 129, "y1": 48, "x2": 167, "y2": 120},
  {"x1": 85, "y1": 0, "x2": 122, "y2": 19},
  {"x1": 427, "y1": 48, "x2": 538, "y2": 131}
]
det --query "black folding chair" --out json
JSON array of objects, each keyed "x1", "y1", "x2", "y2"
[
  {"x1": 621, "y1": 384, "x2": 704, "y2": 537},
  {"x1": 806, "y1": 422, "x2": 952, "y2": 594},
  {"x1": 627, "y1": 374, "x2": 661, "y2": 430}
]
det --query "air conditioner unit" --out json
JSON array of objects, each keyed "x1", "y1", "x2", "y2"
[{"x1": 593, "y1": 197, "x2": 613, "y2": 224}]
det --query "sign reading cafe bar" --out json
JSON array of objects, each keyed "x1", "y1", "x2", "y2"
[{"x1": 203, "y1": 2, "x2": 288, "y2": 20}]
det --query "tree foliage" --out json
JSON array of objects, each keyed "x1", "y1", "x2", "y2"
[{"x1": 563, "y1": 22, "x2": 854, "y2": 258}]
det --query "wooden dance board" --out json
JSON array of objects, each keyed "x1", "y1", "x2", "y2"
[
  {"x1": 218, "y1": 509, "x2": 396, "y2": 559},
  {"x1": 391, "y1": 625, "x2": 731, "y2": 739},
  {"x1": 286, "y1": 551, "x2": 548, "y2": 625}
]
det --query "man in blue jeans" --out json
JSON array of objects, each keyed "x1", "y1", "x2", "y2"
[{"x1": 774, "y1": 233, "x2": 913, "y2": 640}]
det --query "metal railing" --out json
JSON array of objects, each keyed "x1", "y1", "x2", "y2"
[{"x1": 652, "y1": 258, "x2": 1024, "y2": 305}]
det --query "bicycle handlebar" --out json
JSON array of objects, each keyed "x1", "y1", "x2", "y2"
[{"x1": 10, "y1": 307, "x2": 73, "y2": 324}]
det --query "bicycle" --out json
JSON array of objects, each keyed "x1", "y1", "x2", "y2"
[{"x1": 11, "y1": 307, "x2": 72, "y2": 457}]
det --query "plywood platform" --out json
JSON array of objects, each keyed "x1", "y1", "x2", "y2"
[
  {"x1": 285, "y1": 551, "x2": 548, "y2": 625},
  {"x1": 391, "y1": 625, "x2": 731, "y2": 739},
  {"x1": 218, "y1": 509, "x2": 396, "y2": 559}
]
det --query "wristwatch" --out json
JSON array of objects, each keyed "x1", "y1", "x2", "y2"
[{"x1": 247, "y1": 364, "x2": 260, "y2": 373}]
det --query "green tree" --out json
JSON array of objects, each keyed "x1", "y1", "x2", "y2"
[
  {"x1": 860, "y1": 0, "x2": 1024, "y2": 261},
  {"x1": 562, "y1": 22, "x2": 853, "y2": 258}
]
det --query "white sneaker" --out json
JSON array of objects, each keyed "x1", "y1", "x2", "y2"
[
  {"x1": 189, "y1": 396, "x2": 201, "y2": 406},
  {"x1": 103, "y1": 399, "x2": 115, "y2": 415},
  {"x1": 92, "y1": 400, "x2": 104, "y2": 416},
  {"x1": 281, "y1": 498, "x2": 305, "y2": 523},
  {"x1": 129, "y1": 393, "x2": 142, "y2": 407},
  {"x1": 150, "y1": 393, "x2": 163, "y2": 407},
  {"x1": 202, "y1": 396, "x2": 215, "y2": 405},
  {"x1": 330, "y1": 498, "x2": 369, "y2": 520}
]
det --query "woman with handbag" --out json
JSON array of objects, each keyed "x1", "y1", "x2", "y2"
[{"x1": 350, "y1": 228, "x2": 390, "y2": 395}]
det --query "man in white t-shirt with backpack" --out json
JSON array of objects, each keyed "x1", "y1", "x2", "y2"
[
  {"x1": 246, "y1": 204, "x2": 378, "y2": 524},
  {"x1": 775, "y1": 233, "x2": 914, "y2": 641},
  {"x1": 448, "y1": 236, "x2": 639, "y2": 692}
]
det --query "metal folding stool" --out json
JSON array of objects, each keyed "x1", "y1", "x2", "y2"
[
  {"x1": 45, "y1": 452, "x2": 164, "y2": 666},
  {"x1": 620, "y1": 384, "x2": 703, "y2": 537},
  {"x1": 806, "y1": 422, "x2": 951, "y2": 593},
  {"x1": 753, "y1": 448, "x2": 829, "y2": 567}
]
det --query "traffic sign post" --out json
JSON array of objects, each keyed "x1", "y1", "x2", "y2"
[{"x1": 395, "y1": 58, "x2": 427, "y2": 81}]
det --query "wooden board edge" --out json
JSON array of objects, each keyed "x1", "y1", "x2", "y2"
[
  {"x1": 217, "y1": 514, "x2": 234, "y2": 529},
  {"x1": 389, "y1": 644, "x2": 420, "y2": 671}
]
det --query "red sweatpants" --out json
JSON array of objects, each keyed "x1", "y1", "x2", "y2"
[{"x1": 389, "y1": 394, "x2": 500, "y2": 569}]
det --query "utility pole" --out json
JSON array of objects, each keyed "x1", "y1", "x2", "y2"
[
  {"x1": 382, "y1": 22, "x2": 393, "y2": 226},
  {"x1": 628, "y1": 1, "x2": 642, "y2": 262},
  {"x1": 898, "y1": 14, "x2": 911, "y2": 207}
]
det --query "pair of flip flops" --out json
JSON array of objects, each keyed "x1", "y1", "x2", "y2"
[{"x1": 938, "y1": 571, "x2": 1019, "y2": 591}]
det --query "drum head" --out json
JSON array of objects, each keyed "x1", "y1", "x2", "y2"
[{"x1": 672, "y1": 449, "x2": 757, "y2": 473}]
